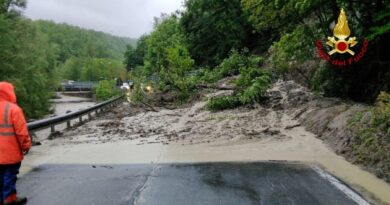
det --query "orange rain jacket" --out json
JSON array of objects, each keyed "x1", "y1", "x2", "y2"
[{"x1": 0, "y1": 82, "x2": 31, "y2": 164}]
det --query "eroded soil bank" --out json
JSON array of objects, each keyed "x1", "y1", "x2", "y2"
[{"x1": 25, "y1": 81, "x2": 390, "y2": 205}]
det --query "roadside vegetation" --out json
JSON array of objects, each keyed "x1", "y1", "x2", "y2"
[
  {"x1": 348, "y1": 92, "x2": 390, "y2": 179},
  {"x1": 95, "y1": 80, "x2": 120, "y2": 101},
  {"x1": 123, "y1": 0, "x2": 389, "y2": 180},
  {"x1": 125, "y1": 0, "x2": 389, "y2": 104},
  {"x1": 0, "y1": 0, "x2": 135, "y2": 118}
]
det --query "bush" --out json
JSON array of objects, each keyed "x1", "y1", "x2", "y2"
[
  {"x1": 348, "y1": 92, "x2": 390, "y2": 181},
  {"x1": 205, "y1": 65, "x2": 271, "y2": 111},
  {"x1": 206, "y1": 96, "x2": 242, "y2": 111},
  {"x1": 217, "y1": 50, "x2": 247, "y2": 77},
  {"x1": 204, "y1": 51, "x2": 270, "y2": 111},
  {"x1": 373, "y1": 92, "x2": 390, "y2": 138},
  {"x1": 95, "y1": 80, "x2": 119, "y2": 101},
  {"x1": 193, "y1": 68, "x2": 220, "y2": 84},
  {"x1": 194, "y1": 50, "x2": 264, "y2": 85},
  {"x1": 235, "y1": 66, "x2": 269, "y2": 89},
  {"x1": 239, "y1": 75, "x2": 271, "y2": 104}
]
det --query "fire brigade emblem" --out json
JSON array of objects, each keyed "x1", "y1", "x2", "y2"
[{"x1": 327, "y1": 9, "x2": 357, "y2": 55}]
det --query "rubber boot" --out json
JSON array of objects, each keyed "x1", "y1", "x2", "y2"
[{"x1": 4, "y1": 197, "x2": 27, "y2": 205}]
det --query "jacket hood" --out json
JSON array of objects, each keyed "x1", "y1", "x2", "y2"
[{"x1": 0, "y1": 82, "x2": 17, "y2": 103}]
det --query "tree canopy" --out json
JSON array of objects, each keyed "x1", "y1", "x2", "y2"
[
  {"x1": 181, "y1": 0, "x2": 256, "y2": 66},
  {"x1": 125, "y1": 0, "x2": 389, "y2": 103},
  {"x1": 1, "y1": 2, "x2": 133, "y2": 118}
]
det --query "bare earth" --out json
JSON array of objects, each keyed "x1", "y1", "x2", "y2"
[{"x1": 23, "y1": 82, "x2": 390, "y2": 205}]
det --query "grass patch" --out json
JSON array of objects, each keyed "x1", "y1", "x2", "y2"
[
  {"x1": 348, "y1": 91, "x2": 390, "y2": 181},
  {"x1": 206, "y1": 96, "x2": 242, "y2": 112}
]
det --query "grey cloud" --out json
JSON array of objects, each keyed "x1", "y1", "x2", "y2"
[{"x1": 24, "y1": 0, "x2": 184, "y2": 38}]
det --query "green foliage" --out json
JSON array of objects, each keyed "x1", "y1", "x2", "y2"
[
  {"x1": 181, "y1": 0, "x2": 256, "y2": 66},
  {"x1": 35, "y1": 20, "x2": 136, "y2": 63},
  {"x1": 368, "y1": 3, "x2": 390, "y2": 40},
  {"x1": 130, "y1": 81, "x2": 145, "y2": 103},
  {"x1": 205, "y1": 51, "x2": 270, "y2": 111},
  {"x1": 242, "y1": 0, "x2": 389, "y2": 102},
  {"x1": 206, "y1": 96, "x2": 242, "y2": 112},
  {"x1": 217, "y1": 50, "x2": 249, "y2": 77},
  {"x1": 95, "y1": 80, "x2": 119, "y2": 101},
  {"x1": 0, "y1": 0, "x2": 26, "y2": 16},
  {"x1": 372, "y1": 92, "x2": 390, "y2": 137},
  {"x1": 195, "y1": 50, "x2": 264, "y2": 85},
  {"x1": 0, "y1": 16, "x2": 59, "y2": 118},
  {"x1": 1, "y1": 5, "x2": 131, "y2": 118},
  {"x1": 347, "y1": 92, "x2": 390, "y2": 180},
  {"x1": 241, "y1": 0, "x2": 324, "y2": 33},
  {"x1": 142, "y1": 14, "x2": 196, "y2": 101},
  {"x1": 235, "y1": 61, "x2": 267, "y2": 89},
  {"x1": 239, "y1": 75, "x2": 271, "y2": 104},
  {"x1": 269, "y1": 25, "x2": 316, "y2": 75},
  {"x1": 240, "y1": 0, "x2": 325, "y2": 51},
  {"x1": 192, "y1": 68, "x2": 220, "y2": 84},
  {"x1": 61, "y1": 57, "x2": 126, "y2": 82},
  {"x1": 61, "y1": 57, "x2": 84, "y2": 80},
  {"x1": 349, "y1": 91, "x2": 390, "y2": 148},
  {"x1": 145, "y1": 14, "x2": 188, "y2": 77},
  {"x1": 128, "y1": 70, "x2": 156, "y2": 105},
  {"x1": 205, "y1": 68, "x2": 271, "y2": 112},
  {"x1": 162, "y1": 43, "x2": 195, "y2": 98},
  {"x1": 80, "y1": 58, "x2": 126, "y2": 81},
  {"x1": 124, "y1": 34, "x2": 148, "y2": 70},
  {"x1": 124, "y1": 45, "x2": 136, "y2": 70}
]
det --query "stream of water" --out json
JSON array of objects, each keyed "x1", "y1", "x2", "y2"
[
  {"x1": 51, "y1": 93, "x2": 95, "y2": 115},
  {"x1": 33, "y1": 93, "x2": 96, "y2": 140}
]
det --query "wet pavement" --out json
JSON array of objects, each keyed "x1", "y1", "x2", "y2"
[{"x1": 18, "y1": 162, "x2": 368, "y2": 205}]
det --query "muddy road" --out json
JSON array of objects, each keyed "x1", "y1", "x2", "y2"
[
  {"x1": 20, "y1": 84, "x2": 390, "y2": 205},
  {"x1": 18, "y1": 162, "x2": 368, "y2": 205}
]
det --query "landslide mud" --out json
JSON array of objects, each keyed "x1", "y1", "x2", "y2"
[{"x1": 25, "y1": 81, "x2": 390, "y2": 205}]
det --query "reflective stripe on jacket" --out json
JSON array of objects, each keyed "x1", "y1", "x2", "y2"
[{"x1": 0, "y1": 82, "x2": 31, "y2": 164}]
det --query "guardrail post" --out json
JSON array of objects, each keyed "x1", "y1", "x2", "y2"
[{"x1": 28, "y1": 96, "x2": 124, "y2": 134}]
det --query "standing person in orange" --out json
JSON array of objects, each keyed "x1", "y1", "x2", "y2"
[{"x1": 0, "y1": 82, "x2": 31, "y2": 205}]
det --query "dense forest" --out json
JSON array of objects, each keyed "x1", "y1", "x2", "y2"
[
  {"x1": 126, "y1": 0, "x2": 389, "y2": 103},
  {"x1": 125, "y1": 0, "x2": 389, "y2": 122},
  {"x1": 0, "y1": 0, "x2": 135, "y2": 118}
]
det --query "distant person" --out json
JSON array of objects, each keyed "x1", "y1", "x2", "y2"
[{"x1": 0, "y1": 82, "x2": 31, "y2": 205}]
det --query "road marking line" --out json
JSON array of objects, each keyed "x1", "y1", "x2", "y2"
[{"x1": 313, "y1": 166, "x2": 371, "y2": 205}]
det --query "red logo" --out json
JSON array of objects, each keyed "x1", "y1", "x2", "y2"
[{"x1": 315, "y1": 9, "x2": 368, "y2": 67}]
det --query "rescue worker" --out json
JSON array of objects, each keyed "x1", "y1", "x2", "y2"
[{"x1": 0, "y1": 82, "x2": 31, "y2": 205}]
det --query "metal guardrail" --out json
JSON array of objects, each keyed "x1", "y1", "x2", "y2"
[{"x1": 27, "y1": 96, "x2": 124, "y2": 133}]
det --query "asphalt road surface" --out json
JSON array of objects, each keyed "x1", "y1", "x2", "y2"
[{"x1": 18, "y1": 162, "x2": 369, "y2": 205}]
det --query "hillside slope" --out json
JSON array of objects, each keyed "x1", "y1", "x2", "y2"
[{"x1": 34, "y1": 20, "x2": 137, "y2": 62}]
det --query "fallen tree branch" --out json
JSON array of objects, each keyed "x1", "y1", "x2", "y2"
[
  {"x1": 139, "y1": 100, "x2": 158, "y2": 112},
  {"x1": 197, "y1": 84, "x2": 237, "y2": 90},
  {"x1": 285, "y1": 123, "x2": 301, "y2": 130}
]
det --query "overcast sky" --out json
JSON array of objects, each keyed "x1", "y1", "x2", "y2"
[{"x1": 24, "y1": 0, "x2": 184, "y2": 38}]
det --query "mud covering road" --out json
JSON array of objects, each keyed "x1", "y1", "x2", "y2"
[
  {"x1": 18, "y1": 162, "x2": 368, "y2": 205},
  {"x1": 22, "y1": 81, "x2": 390, "y2": 204}
]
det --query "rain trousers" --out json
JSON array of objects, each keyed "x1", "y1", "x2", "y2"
[{"x1": 0, "y1": 82, "x2": 31, "y2": 204}]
